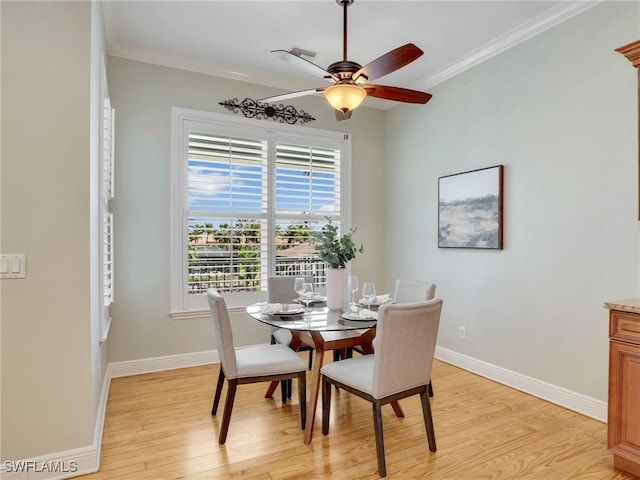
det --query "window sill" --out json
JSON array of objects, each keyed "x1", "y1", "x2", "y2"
[{"x1": 170, "y1": 306, "x2": 247, "y2": 320}]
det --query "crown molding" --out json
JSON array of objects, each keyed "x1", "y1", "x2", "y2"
[{"x1": 416, "y1": 0, "x2": 604, "y2": 91}]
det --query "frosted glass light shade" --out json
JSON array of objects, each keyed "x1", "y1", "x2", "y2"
[{"x1": 323, "y1": 84, "x2": 367, "y2": 112}]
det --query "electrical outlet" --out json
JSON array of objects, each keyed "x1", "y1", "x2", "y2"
[{"x1": 458, "y1": 326, "x2": 466, "y2": 340}]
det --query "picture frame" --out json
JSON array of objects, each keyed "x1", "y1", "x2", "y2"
[{"x1": 438, "y1": 165, "x2": 504, "y2": 249}]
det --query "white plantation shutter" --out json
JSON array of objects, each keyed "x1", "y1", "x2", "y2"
[
  {"x1": 187, "y1": 132, "x2": 268, "y2": 293},
  {"x1": 103, "y1": 211, "x2": 113, "y2": 304},
  {"x1": 275, "y1": 142, "x2": 341, "y2": 216},
  {"x1": 273, "y1": 142, "x2": 341, "y2": 280},
  {"x1": 103, "y1": 103, "x2": 115, "y2": 199},
  {"x1": 99, "y1": 55, "x2": 115, "y2": 340},
  {"x1": 188, "y1": 134, "x2": 267, "y2": 213},
  {"x1": 103, "y1": 101, "x2": 114, "y2": 308},
  {"x1": 171, "y1": 109, "x2": 350, "y2": 312}
]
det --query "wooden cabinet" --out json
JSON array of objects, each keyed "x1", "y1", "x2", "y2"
[
  {"x1": 608, "y1": 308, "x2": 640, "y2": 477},
  {"x1": 608, "y1": 39, "x2": 640, "y2": 476}
]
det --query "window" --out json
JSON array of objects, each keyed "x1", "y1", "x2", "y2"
[{"x1": 170, "y1": 108, "x2": 351, "y2": 314}]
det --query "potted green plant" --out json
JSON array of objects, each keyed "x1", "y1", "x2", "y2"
[{"x1": 314, "y1": 218, "x2": 364, "y2": 309}]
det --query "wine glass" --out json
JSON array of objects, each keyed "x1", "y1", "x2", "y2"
[
  {"x1": 293, "y1": 277, "x2": 305, "y2": 303},
  {"x1": 361, "y1": 282, "x2": 376, "y2": 310},
  {"x1": 347, "y1": 275, "x2": 359, "y2": 308},
  {"x1": 301, "y1": 282, "x2": 314, "y2": 321}
]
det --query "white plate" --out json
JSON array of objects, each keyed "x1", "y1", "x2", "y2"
[
  {"x1": 341, "y1": 312, "x2": 377, "y2": 321},
  {"x1": 270, "y1": 308, "x2": 305, "y2": 316},
  {"x1": 295, "y1": 296, "x2": 326, "y2": 305}
]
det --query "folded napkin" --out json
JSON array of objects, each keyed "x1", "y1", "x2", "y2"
[
  {"x1": 350, "y1": 305, "x2": 378, "y2": 319},
  {"x1": 261, "y1": 303, "x2": 284, "y2": 314},
  {"x1": 359, "y1": 294, "x2": 390, "y2": 305}
]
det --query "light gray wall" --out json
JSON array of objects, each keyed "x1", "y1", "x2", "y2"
[
  {"x1": 1, "y1": 0, "x2": 103, "y2": 461},
  {"x1": 384, "y1": 0, "x2": 639, "y2": 401},
  {"x1": 106, "y1": 57, "x2": 386, "y2": 362}
]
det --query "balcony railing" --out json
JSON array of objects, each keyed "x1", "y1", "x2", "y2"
[{"x1": 188, "y1": 256, "x2": 327, "y2": 294}]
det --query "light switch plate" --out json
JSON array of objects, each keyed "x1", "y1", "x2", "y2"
[{"x1": 0, "y1": 254, "x2": 26, "y2": 279}]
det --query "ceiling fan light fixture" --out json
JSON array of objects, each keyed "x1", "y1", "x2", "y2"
[
  {"x1": 263, "y1": 0, "x2": 432, "y2": 121},
  {"x1": 323, "y1": 83, "x2": 366, "y2": 112}
]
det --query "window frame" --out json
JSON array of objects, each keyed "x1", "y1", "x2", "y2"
[{"x1": 170, "y1": 107, "x2": 352, "y2": 317}]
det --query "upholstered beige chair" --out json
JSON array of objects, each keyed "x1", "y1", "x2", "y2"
[
  {"x1": 393, "y1": 279, "x2": 437, "y2": 397},
  {"x1": 268, "y1": 275, "x2": 315, "y2": 355},
  {"x1": 267, "y1": 275, "x2": 315, "y2": 402},
  {"x1": 394, "y1": 278, "x2": 436, "y2": 304},
  {"x1": 358, "y1": 279, "x2": 436, "y2": 361},
  {"x1": 207, "y1": 289, "x2": 307, "y2": 444},
  {"x1": 321, "y1": 298, "x2": 443, "y2": 477}
]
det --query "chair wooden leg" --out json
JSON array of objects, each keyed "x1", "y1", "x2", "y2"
[
  {"x1": 330, "y1": 351, "x2": 342, "y2": 391},
  {"x1": 280, "y1": 379, "x2": 292, "y2": 403},
  {"x1": 420, "y1": 390, "x2": 436, "y2": 452},
  {"x1": 428, "y1": 379, "x2": 434, "y2": 397},
  {"x1": 219, "y1": 379, "x2": 237, "y2": 444},
  {"x1": 308, "y1": 350, "x2": 313, "y2": 370},
  {"x1": 322, "y1": 376, "x2": 332, "y2": 435},
  {"x1": 372, "y1": 400, "x2": 387, "y2": 477},
  {"x1": 298, "y1": 371, "x2": 307, "y2": 429},
  {"x1": 390, "y1": 401, "x2": 404, "y2": 418},
  {"x1": 211, "y1": 369, "x2": 225, "y2": 415},
  {"x1": 265, "y1": 380, "x2": 278, "y2": 399}
]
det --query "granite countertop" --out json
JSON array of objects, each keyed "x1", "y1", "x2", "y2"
[{"x1": 603, "y1": 298, "x2": 640, "y2": 314}]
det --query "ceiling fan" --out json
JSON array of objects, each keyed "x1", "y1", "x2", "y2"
[{"x1": 259, "y1": 0, "x2": 433, "y2": 121}]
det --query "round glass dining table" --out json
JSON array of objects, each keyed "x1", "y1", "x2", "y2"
[
  {"x1": 246, "y1": 303, "x2": 403, "y2": 445},
  {"x1": 245, "y1": 303, "x2": 377, "y2": 332}
]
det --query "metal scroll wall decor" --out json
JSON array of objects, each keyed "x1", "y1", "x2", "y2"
[{"x1": 219, "y1": 98, "x2": 315, "y2": 124}]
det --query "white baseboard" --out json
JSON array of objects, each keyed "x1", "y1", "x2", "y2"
[
  {"x1": 0, "y1": 374, "x2": 114, "y2": 480},
  {"x1": 3, "y1": 346, "x2": 606, "y2": 480},
  {"x1": 434, "y1": 346, "x2": 607, "y2": 422},
  {"x1": 107, "y1": 349, "x2": 220, "y2": 378},
  {"x1": 0, "y1": 445, "x2": 98, "y2": 480}
]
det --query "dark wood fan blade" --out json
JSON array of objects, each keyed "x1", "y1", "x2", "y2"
[
  {"x1": 364, "y1": 84, "x2": 432, "y2": 104},
  {"x1": 353, "y1": 43, "x2": 423, "y2": 83},
  {"x1": 271, "y1": 50, "x2": 338, "y2": 82},
  {"x1": 259, "y1": 88, "x2": 326, "y2": 104},
  {"x1": 335, "y1": 109, "x2": 353, "y2": 121}
]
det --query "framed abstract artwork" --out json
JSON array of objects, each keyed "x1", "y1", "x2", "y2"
[{"x1": 438, "y1": 165, "x2": 504, "y2": 249}]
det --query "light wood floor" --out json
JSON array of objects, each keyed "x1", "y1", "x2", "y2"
[{"x1": 77, "y1": 354, "x2": 634, "y2": 479}]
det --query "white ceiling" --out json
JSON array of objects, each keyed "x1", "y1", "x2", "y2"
[{"x1": 102, "y1": 0, "x2": 600, "y2": 108}]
